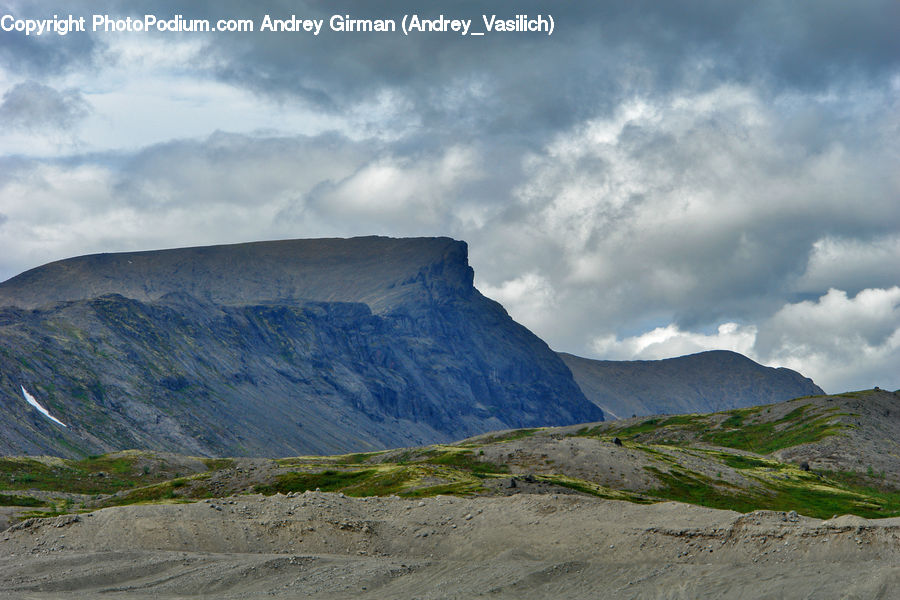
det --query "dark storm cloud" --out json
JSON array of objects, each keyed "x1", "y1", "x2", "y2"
[
  {"x1": 91, "y1": 0, "x2": 900, "y2": 138},
  {"x1": 0, "y1": 1, "x2": 102, "y2": 75},
  {"x1": 5, "y1": 0, "x2": 894, "y2": 142},
  {"x1": 0, "y1": 81, "x2": 90, "y2": 130}
]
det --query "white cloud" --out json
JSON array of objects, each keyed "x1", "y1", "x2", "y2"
[
  {"x1": 592, "y1": 322, "x2": 758, "y2": 361},
  {"x1": 307, "y1": 145, "x2": 483, "y2": 231},
  {"x1": 479, "y1": 272, "x2": 558, "y2": 332},
  {"x1": 755, "y1": 287, "x2": 900, "y2": 392},
  {"x1": 796, "y1": 235, "x2": 900, "y2": 294},
  {"x1": 0, "y1": 162, "x2": 118, "y2": 270}
]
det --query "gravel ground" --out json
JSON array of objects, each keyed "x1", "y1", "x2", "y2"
[{"x1": 2, "y1": 492, "x2": 898, "y2": 599}]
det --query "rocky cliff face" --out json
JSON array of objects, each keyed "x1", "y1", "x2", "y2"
[
  {"x1": 560, "y1": 350, "x2": 823, "y2": 420},
  {"x1": 0, "y1": 237, "x2": 602, "y2": 458}
]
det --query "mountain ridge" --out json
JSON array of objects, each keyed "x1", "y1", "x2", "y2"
[{"x1": 560, "y1": 349, "x2": 824, "y2": 419}]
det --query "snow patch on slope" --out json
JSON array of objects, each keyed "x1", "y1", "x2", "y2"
[{"x1": 20, "y1": 386, "x2": 67, "y2": 427}]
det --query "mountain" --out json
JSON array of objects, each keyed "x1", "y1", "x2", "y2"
[
  {"x1": 0, "y1": 236, "x2": 602, "y2": 458},
  {"x1": 559, "y1": 350, "x2": 823, "y2": 419}
]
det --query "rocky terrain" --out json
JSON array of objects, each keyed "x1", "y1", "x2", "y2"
[
  {"x1": 0, "y1": 237, "x2": 601, "y2": 458},
  {"x1": 560, "y1": 350, "x2": 823, "y2": 419},
  {"x1": 2, "y1": 388, "x2": 900, "y2": 597}
]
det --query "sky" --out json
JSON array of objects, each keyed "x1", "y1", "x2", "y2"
[{"x1": 0, "y1": 0, "x2": 898, "y2": 394}]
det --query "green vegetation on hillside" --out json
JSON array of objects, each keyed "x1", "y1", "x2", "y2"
[
  {"x1": 0, "y1": 456, "x2": 137, "y2": 494},
  {"x1": 424, "y1": 450, "x2": 509, "y2": 475},
  {"x1": 469, "y1": 429, "x2": 540, "y2": 445},
  {"x1": 580, "y1": 402, "x2": 851, "y2": 455},
  {"x1": 643, "y1": 460, "x2": 900, "y2": 520},
  {"x1": 0, "y1": 493, "x2": 47, "y2": 507},
  {"x1": 3, "y1": 392, "x2": 899, "y2": 521},
  {"x1": 701, "y1": 405, "x2": 849, "y2": 453},
  {"x1": 0, "y1": 451, "x2": 208, "y2": 493},
  {"x1": 261, "y1": 448, "x2": 510, "y2": 498},
  {"x1": 4, "y1": 442, "x2": 900, "y2": 520}
]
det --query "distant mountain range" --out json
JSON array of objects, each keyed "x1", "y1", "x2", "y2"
[
  {"x1": 0, "y1": 236, "x2": 822, "y2": 458},
  {"x1": 560, "y1": 350, "x2": 823, "y2": 419},
  {"x1": 0, "y1": 237, "x2": 602, "y2": 458}
]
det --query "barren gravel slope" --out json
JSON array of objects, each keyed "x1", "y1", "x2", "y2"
[{"x1": 2, "y1": 493, "x2": 899, "y2": 599}]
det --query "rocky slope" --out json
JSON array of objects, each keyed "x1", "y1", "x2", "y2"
[
  {"x1": 560, "y1": 350, "x2": 823, "y2": 419},
  {"x1": 0, "y1": 237, "x2": 602, "y2": 458}
]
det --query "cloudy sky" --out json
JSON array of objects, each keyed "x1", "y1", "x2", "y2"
[{"x1": 1, "y1": 0, "x2": 898, "y2": 393}]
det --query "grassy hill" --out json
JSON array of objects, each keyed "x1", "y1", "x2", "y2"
[{"x1": 2, "y1": 389, "x2": 899, "y2": 527}]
